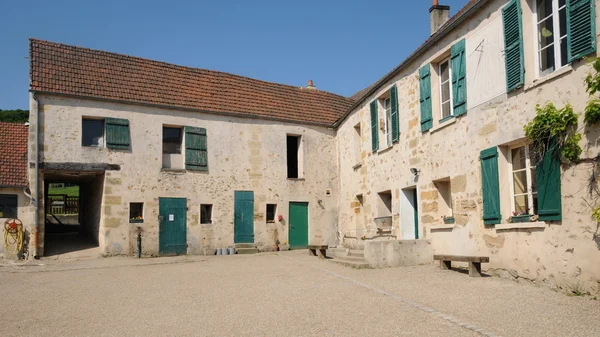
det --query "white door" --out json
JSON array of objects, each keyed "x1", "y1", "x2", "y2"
[{"x1": 400, "y1": 188, "x2": 417, "y2": 239}]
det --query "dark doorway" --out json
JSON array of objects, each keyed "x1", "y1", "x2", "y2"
[{"x1": 286, "y1": 135, "x2": 300, "y2": 178}]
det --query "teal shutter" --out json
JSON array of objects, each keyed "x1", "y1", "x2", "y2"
[
  {"x1": 502, "y1": 0, "x2": 524, "y2": 92},
  {"x1": 536, "y1": 141, "x2": 562, "y2": 221},
  {"x1": 419, "y1": 65, "x2": 433, "y2": 132},
  {"x1": 480, "y1": 147, "x2": 501, "y2": 225},
  {"x1": 184, "y1": 126, "x2": 208, "y2": 171},
  {"x1": 390, "y1": 85, "x2": 399, "y2": 142},
  {"x1": 451, "y1": 39, "x2": 467, "y2": 116},
  {"x1": 370, "y1": 100, "x2": 379, "y2": 152},
  {"x1": 567, "y1": 0, "x2": 596, "y2": 62},
  {"x1": 105, "y1": 118, "x2": 130, "y2": 150}
]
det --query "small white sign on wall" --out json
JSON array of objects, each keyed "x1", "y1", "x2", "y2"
[{"x1": 169, "y1": 214, "x2": 174, "y2": 221}]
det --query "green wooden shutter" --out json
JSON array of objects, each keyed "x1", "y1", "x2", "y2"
[
  {"x1": 370, "y1": 100, "x2": 379, "y2": 152},
  {"x1": 105, "y1": 118, "x2": 130, "y2": 150},
  {"x1": 536, "y1": 141, "x2": 562, "y2": 221},
  {"x1": 480, "y1": 147, "x2": 501, "y2": 225},
  {"x1": 184, "y1": 126, "x2": 208, "y2": 171},
  {"x1": 390, "y1": 85, "x2": 399, "y2": 143},
  {"x1": 567, "y1": 0, "x2": 596, "y2": 62},
  {"x1": 451, "y1": 39, "x2": 467, "y2": 116},
  {"x1": 502, "y1": 0, "x2": 524, "y2": 92},
  {"x1": 419, "y1": 65, "x2": 433, "y2": 132}
]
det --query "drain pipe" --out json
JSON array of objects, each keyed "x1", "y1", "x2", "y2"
[{"x1": 32, "y1": 92, "x2": 40, "y2": 259}]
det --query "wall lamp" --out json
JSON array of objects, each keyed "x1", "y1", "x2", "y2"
[{"x1": 410, "y1": 168, "x2": 421, "y2": 176}]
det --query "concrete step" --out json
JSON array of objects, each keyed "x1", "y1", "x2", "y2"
[
  {"x1": 348, "y1": 249, "x2": 365, "y2": 257},
  {"x1": 326, "y1": 248, "x2": 348, "y2": 258},
  {"x1": 339, "y1": 255, "x2": 366, "y2": 262},
  {"x1": 331, "y1": 257, "x2": 370, "y2": 269},
  {"x1": 236, "y1": 248, "x2": 259, "y2": 254},
  {"x1": 234, "y1": 243, "x2": 256, "y2": 249}
]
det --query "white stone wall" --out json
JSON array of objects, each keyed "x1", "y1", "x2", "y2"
[
  {"x1": 0, "y1": 187, "x2": 34, "y2": 259},
  {"x1": 337, "y1": 0, "x2": 600, "y2": 293},
  {"x1": 31, "y1": 95, "x2": 339, "y2": 256}
]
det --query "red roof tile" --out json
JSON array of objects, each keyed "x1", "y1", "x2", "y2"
[
  {"x1": 0, "y1": 121, "x2": 29, "y2": 187},
  {"x1": 29, "y1": 39, "x2": 355, "y2": 126}
]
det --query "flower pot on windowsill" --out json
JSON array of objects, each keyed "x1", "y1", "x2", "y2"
[
  {"x1": 511, "y1": 215, "x2": 531, "y2": 223},
  {"x1": 443, "y1": 217, "x2": 455, "y2": 224},
  {"x1": 129, "y1": 219, "x2": 144, "y2": 224}
]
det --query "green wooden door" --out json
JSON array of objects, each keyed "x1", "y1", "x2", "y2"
[
  {"x1": 289, "y1": 202, "x2": 308, "y2": 249},
  {"x1": 159, "y1": 197, "x2": 187, "y2": 256},
  {"x1": 234, "y1": 191, "x2": 254, "y2": 243}
]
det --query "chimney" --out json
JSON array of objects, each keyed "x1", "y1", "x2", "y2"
[
  {"x1": 306, "y1": 80, "x2": 316, "y2": 90},
  {"x1": 429, "y1": 0, "x2": 450, "y2": 35}
]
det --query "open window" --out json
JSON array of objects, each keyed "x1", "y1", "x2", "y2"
[
  {"x1": 438, "y1": 58, "x2": 454, "y2": 120},
  {"x1": 433, "y1": 178, "x2": 453, "y2": 223},
  {"x1": 129, "y1": 202, "x2": 144, "y2": 223},
  {"x1": 380, "y1": 93, "x2": 393, "y2": 147},
  {"x1": 286, "y1": 134, "x2": 303, "y2": 179},
  {"x1": 201, "y1": 204, "x2": 212, "y2": 224},
  {"x1": 82, "y1": 118, "x2": 104, "y2": 147},
  {"x1": 509, "y1": 145, "x2": 538, "y2": 215},
  {"x1": 353, "y1": 123, "x2": 362, "y2": 165},
  {"x1": 0, "y1": 194, "x2": 17, "y2": 218},
  {"x1": 163, "y1": 126, "x2": 184, "y2": 169},
  {"x1": 266, "y1": 204, "x2": 277, "y2": 223},
  {"x1": 534, "y1": 0, "x2": 568, "y2": 77}
]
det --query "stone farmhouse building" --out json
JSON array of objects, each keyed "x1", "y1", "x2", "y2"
[{"x1": 1, "y1": 0, "x2": 598, "y2": 292}]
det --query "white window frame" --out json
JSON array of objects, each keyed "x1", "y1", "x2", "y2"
[
  {"x1": 382, "y1": 97, "x2": 392, "y2": 147},
  {"x1": 508, "y1": 144, "x2": 538, "y2": 215},
  {"x1": 533, "y1": 0, "x2": 568, "y2": 78},
  {"x1": 439, "y1": 57, "x2": 454, "y2": 120}
]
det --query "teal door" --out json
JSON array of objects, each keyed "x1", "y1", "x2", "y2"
[
  {"x1": 234, "y1": 191, "x2": 254, "y2": 243},
  {"x1": 159, "y1": 198, "x2": 187, "y2": 255},
  {"x1": 289, "y1": 202, "x2": 308, "y2": 249}
]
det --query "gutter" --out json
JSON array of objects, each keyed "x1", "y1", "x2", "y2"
[
  {"x1": 333, "y1": 0, "x2": 488, "y2": 128},
  {"x1": 32, "y1": 92, "x2": 40, "y2": 259}
]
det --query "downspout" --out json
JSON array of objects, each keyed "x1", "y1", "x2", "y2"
[{"x1": 32, "y1": 92, "x2": 40, "y2": 259}]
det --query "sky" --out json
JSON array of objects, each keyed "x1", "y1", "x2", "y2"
[{"x1": 0, "y1": 0, "x2": 469, "y2": 110}]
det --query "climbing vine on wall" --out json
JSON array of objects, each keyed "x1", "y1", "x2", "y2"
[{"x1": 584, "y1": 58, "x2": 600, "y2": 125}]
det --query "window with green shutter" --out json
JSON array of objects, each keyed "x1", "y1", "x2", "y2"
[
  {"x1": 184, "y1": 126, "x2": 208, "y2": 171},
  {"x1": 536, "y1": 140, "x2": 562, "y2": 221},
  {"x1": 370, "y1": 100, "x2": 379, "y2": 152},
  {"x1": 480, "y1": 147, "x2": 501, "y2": 225},
  {"x1": 105, "y1": 118, "x2": 130, "y2": 150},
  {"x1": 450, "y1": 39, "x2": 467, "y2": 116},
  {"x1": 419, "y1": 65, "x2": 433, "y2": 132},
  {"x1": 567, "y1": 0, "x2": 596, "y2": 62},
  {"x1": 390, "y1": 85, "x2": 399, "y2": 143},
  {"x1": 502, "y1": 0, "x2": 524, "y2": 92}
]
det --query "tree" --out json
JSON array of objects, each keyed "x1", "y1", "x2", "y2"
[{"x1": 0, "y1": 109, "x2": 29, "y2": 123}]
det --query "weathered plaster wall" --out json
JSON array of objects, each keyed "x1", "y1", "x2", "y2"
[
  {"x1": 0, "y1": 188, "x2": 34, "y2": 259},
  {"x1": 33, "y1": 95, "x2": 339, "y2": 256},
  {"x1": 337, "y1": 0, "x2": 600, "y2": 293}
]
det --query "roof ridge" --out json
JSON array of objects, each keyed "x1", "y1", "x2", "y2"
[{"x1": 29, "y1": 38, "x2": 354, "y2": 102}]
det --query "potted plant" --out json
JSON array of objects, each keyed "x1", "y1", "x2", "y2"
[
  {"x1": 273, "y1": 239, "x2": 280, "y2": 252},
  {"x1": 443, "y1": 215, "x2": 455, "y2": 224},
  {"x1": 511, "y1": 210, "x2": 532, "y2": 223}
]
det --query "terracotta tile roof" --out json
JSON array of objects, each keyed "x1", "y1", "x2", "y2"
[
  {"x1": 0, "y1": 122, "x2": 29, "y2": 187},
  {"x1": 29, "y1": 39, "x2": 355, "y2": 126}
]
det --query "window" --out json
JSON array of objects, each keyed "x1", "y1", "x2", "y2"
[
  {"x1": 201, "y1": 204, "x2": 212, "y2": 224},
  {"x1": 82, "y1": 118, "x2": 104, "y2": 147},
  {"x1": 376, "y1": 190, "x2": 392, "y2": 217},
  {"x1": 353, "y1": 123, "x2": 361, "y2": 165},
  {"x1": 266, "y1": 204, "x2": 276, "y2": 223},
  {"x1": 129, "y1": 203, "x2": 143, "y2": 223},
  {"x1": 510, "y1": 145, "x2": 539, "y2": 215},
  {"x1": 0, "y1": 194, "x2": 18, "y2": 218},
  {"x1": 287, "y1": 135, "x2": 303, "y2": 179},
  {"x1": 163, "y1": 127, "x2": 183, "y2": 154},
  {"x1": 382, "y1": 97, "x2": 393, "y2": 146},
  {"x1": 535, "y1": 0, "x2": 567, "y2": 77},
  {"x1": 439, "y1": 58, "x2": 453, "y2": 119},
  {"x1": 434, "y1": 178, "x2": 453, "y2": 218}
]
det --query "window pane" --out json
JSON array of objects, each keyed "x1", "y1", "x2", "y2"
[
  {"x1": 513, "y1": 171, "x2": 528, "y2": 195},
  {"x1": 442, "y1": 102, "x2": 451, "y2": 118},
  {"x1": 440, "y1": 61, "x2": 449, "y2": 82},
  {"x1": 82, "y1": 119, "x2": 104, "y2": 147},
  {"x1": 537, "y1": 0, "x2": 552, "y2": 20},
  {"x1": 528, "y1": 146, "x2": 540, "y2": 166},
  {"x1": 511, "y1": 147, "x2": 526, "y2": 170},
  {"x1": 538, "y1": 18, "x2": 554, "y2": 50},
  {"x1": 441, "y1": 82, "x2": 450, "y2": 102},
  {"x1": 514, "y1": 195, "x2": 529, "y2": 213},
  {"x1": 0, "y1": 194, "x2": 18, "y2": 218},
  {"x1": 163, "y1": 127, "x2": 182, "y2": 154},
  {"x1": 558, "y1": 0, "x2": 565, "y2": 8}
]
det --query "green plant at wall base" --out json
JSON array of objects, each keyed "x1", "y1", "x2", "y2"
[{"x1": 524, "y1": 103, "x2": 582, "y2": 165}]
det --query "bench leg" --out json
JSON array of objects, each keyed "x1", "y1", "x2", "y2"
[
  {"x1": 440, "y1": 260, "x2": 451, "y2": 270},
  {"x1": 318, "y1": 249, "x2": 327, "y2": 259},
  {"x1": 469, "y1": 262, "x2": 482, "y2": 277},
  {"x1": 309, "y1": 248, "x2": 317, "y2": 256}
]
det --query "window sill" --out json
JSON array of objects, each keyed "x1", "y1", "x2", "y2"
[
  {"x1": 525, "y1": 65, "x2": 573, "y2": 91},
  {"x1": 495, "y1": 222, "x2": 547, "y2": 230},
  {"x1": 129, "y1": 219, "x2": 144, "y2": 224},
  {"x1": 161, "y1": 168, "x2": 186, "y2": 173},
  {"x1": 430, "y1": 116, "x2": 457, "y2": 134},
  {"x1": 287, "y1": 178, "x2": 305, "y2": 181},
  {"x1": 377, "y1": 144, "x2": 394, "y2": 155},
  {"x1": 352, "y1": 162, "x2": 362, "y2": 170},
  {"x1": 430, "y1": 224, "x2": 455, "y2": 231}
]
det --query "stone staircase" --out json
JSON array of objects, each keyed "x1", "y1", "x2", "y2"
[
  {"x1": 327, "y1": 247, "x2": 370, "y2": 269},
  {"x1": 234, "y1": 243, "x2": 259, "y2": 254}
]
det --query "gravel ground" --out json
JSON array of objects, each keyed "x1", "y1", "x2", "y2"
[{"x1": 0, "y1": 251, "x2": 598, "y2": 337}]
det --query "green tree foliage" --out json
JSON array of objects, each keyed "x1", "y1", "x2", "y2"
[{"x1": 0, "y1": 109, "x2": 29, "y2": 123}]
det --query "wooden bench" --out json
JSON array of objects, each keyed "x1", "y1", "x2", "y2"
[
  {"x1": 307, "y1": 245, "x2": 328, "y2": 259},
  {"x1": 433, "y1": 255, "x2": 489, "y2": 277}
]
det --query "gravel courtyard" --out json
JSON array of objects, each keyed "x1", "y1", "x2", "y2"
[{"x1": 1, "y1": 250, "x2": 598, "y2": 337}]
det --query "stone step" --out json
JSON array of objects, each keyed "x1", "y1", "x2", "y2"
[
  {"x1": 339, "y1": 255, "x2": 366, "y2": 262},
  {"x1": 326, "y1": 248, "x2": 348, "y2": 258},
  {"x1": 348, "y1": 249, "x2": 365, "y2": 257},
  {"x1": 234, "y1": 243, "x2": 256, "y2": 249},
  {"x1": 236, "y1": 248, "x2": 259, "y2": 254},
  {"x1": 331, "y1": 257, "x2": 370, "y2": 269}
]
